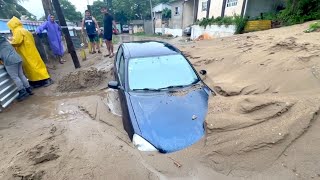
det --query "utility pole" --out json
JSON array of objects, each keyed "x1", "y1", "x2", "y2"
[
  {"x1": 52, "y1": 0, "x2": 81, "y2": 69},
  {"x1": 149, "y1": 0, "x2": 154, "y2": 34}
]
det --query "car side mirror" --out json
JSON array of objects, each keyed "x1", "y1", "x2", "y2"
[
  {"x1": 199, "y1": 70, "x2": 207, "y2": 75},
  {"x1": 108, "y1": 81, "x2": 120, "y2": 89}
]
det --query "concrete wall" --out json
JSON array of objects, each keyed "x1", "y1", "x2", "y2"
[
  {"x1": 155, "y1": 27, "x2": 183, "y2": 37},
  {"x1": 144, "y1": 20, "x2": 154, "y2": 34},
  {"x1": 197, "y1": 0, "x2": 208, "y2": 20},
  {"x1": 209, "y1": 0, "x2": 224, "y2": 18},
  {"x1": 191, "y1": 24, "x2": 235, "y2": 39},
  {"x1": 170, "y1": 1, "x2": 184, "y2": 29},
  {"x1": 224, "y1": 0, "x2": 245, "y2": 16},
  {"x1": 183, "y1": 0, "x2": 195, "y2": 28},
  {"x1": 170, "y1": 0, "x2": 195, "y2": 29},
  {"x1": 197, "y1": 0, "x2": 232, "y2": 20}
]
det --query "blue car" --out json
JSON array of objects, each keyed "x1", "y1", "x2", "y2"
[{"x1": 108, "y1": 41, "x2": 214, "y2": 153}]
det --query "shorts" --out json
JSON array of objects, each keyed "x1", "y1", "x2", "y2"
[
  {"x1": 88, "y1": 34, "x2": 99, "y2": 42},
  {"x1": 103, "y1": 32, "x2": 113, "y2": 41}
]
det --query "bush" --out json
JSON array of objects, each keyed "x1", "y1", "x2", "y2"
[
  {"x1": 279, "y1": 0, "x2": 320, "y2": 25},
  {"x1": 198, "y1": 16, "x2": 236, "y2": 28},
  {"x1": 234, "y1": 15, "x2": 248, "y2": 34}
]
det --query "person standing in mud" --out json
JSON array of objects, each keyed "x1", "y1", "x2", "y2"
[
  {"x1": 36, "y1": 15, "x2": 66, "y2": 64},
  {"x1": 100, "y1": 6, "x2": 117, "y2": 58},
  {"x1": 82, "y1": 10, "x2": 101, "y2": 54},
  {"x1": 0, "y1": 36, "x2": 33, "y2": 101},
  {"x1": 7, "y1": 16, "x2": 52, "y2": 88}
]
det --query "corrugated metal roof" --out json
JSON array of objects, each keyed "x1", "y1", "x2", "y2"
[{"x1": 0, "y1": 65, "x2": 19, "y2": 112}]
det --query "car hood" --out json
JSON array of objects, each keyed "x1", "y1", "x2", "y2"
[{"x1": 129, "y1": 85, "x2": 210, "y2": 153}]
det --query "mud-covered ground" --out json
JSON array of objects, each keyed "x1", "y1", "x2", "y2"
[{"x1": 1, "y1": 24, "x2": 320, "y2": 180}]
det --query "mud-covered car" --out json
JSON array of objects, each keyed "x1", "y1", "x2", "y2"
[{"x1": 108, "y1": 41, "x2": 214, "y2": 153}]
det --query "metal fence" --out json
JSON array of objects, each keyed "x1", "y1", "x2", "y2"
[{"x1": 0, "y1": 65, "x2": 19, "y2": 112}]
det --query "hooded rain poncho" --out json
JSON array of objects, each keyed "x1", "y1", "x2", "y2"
[
  {"x1": 36, "y1": 15, "x2": 64, "y2": 56},
  {"x1": 7, "y1": 16, "x2": 50, "y2": 82}
]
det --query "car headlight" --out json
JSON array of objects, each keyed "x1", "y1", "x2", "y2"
[{"x1": 133, "y1": 134, "x2": 158, "y2": 152}]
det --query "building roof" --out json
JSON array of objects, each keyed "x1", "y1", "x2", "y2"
[{"x1": 122, "y1": 41, "x2": 181, "y2": 58}]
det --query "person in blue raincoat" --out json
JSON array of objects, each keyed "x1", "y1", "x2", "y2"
[{"x1": 36, "y1": 15, "x2": 65, "y2": 64}]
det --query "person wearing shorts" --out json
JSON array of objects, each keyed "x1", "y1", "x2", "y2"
[
  {"x1": 100, "y1": 6, "x2": 117, "y2": 58},
  {"x1": 82, "y1": 10, "x2": 101, "y2": 54}
]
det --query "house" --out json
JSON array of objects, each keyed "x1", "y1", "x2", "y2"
[
  {"x1": 169, "y1": 0, "x2": 199, "y2": 30},
  {"x1": 152, "y1": 3, "x2": 171, "y2": 20},
  {"x1": 197, "y1": 0, "x2": 285, "y2": 20},
  {"x1": 153, "y1": 3, "x2": 171, "y2": 30}
]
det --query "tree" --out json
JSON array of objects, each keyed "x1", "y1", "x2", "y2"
[
  {"x1": 279, "y1": 0, "x2": 320, "y2": 25},
  {"x1": 89, "y1": 0, "x2": 175, "y2": 25},
  {"x1": 0, "y1": 0, "x2": 35, "y2": 19},
  {"x1": 90, "y1": 0, "x2": 106, "y2": 25},
  {"x1": 60, "y1": 0, "x2": 82, "y2": 23},
  {"x1": 162, "y1": 8, "x2": 171, "y2": 19}
]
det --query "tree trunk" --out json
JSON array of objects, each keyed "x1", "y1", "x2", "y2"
[{"x1": 42, "y1": 0, "x2": 53, "y2": 17}]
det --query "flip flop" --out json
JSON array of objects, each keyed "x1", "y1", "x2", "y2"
[
  {"x1": 104, "y1": 54, "x2": 110, "y2": 57},
  {"x1": 109, "y1": 54, "x2": 114, "y2": 58}
]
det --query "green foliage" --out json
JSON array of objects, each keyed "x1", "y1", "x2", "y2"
[
  {"x1": 133, "y1": 32, "x2": 146, "y2": 36},
  {"x1": 88, "y1": 0, "x2": 176, "y2": 25},
  {"x1": 198, "y1": 16, "x2": 236, "y2": 28},
  {"x1": 162, "y1": 8, "x2": 171, "y2": 19},
  {"x1": 60, "y1": 0, "x2": 82, "y2": 23},
  {"x1": 0, "y1": 0, "x2": 35, "y2": 19},
  {"x1": 278, "y1": 0, "x2": 320, "y2": 25},
  {"x1": 234, "y1": 15, "x2": 248, "y2": 34},
  {"x1": 304, "y1": 21, "x2": 320, "y2": 33},
  {"x1": 90, "y1": 0, "x2": 107, "y2": 25}
]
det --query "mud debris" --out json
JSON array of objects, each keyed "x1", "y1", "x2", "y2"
[
  {"x1": 33, "y1": 153, "x2": 60, "y2": 165},
  {"x1": 57, "y1": 67, "x2": 113, "y2": 92},
  {"x1": 13, "y1": 170, "x2": 45, "y2": 180}
]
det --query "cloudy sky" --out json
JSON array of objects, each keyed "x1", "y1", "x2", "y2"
[{"x1": 20, "y1": 0, "x2": 94, "y2": 19}]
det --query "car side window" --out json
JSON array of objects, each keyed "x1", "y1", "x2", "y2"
[
  {"x1": 116, "y1": 47, "x2": 123, "y2": 70},
  {"x1": 119, "y1": 55, "x2": 125, "y2": 86}
]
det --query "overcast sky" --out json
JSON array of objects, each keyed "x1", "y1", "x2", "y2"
[{"x1": 20, "y1": 0, "x2": 94, "y2": 19}]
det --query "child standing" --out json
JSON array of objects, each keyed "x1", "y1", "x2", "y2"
[{"x1": 0, "y1": 36, "x2": 33, "y2": 101}]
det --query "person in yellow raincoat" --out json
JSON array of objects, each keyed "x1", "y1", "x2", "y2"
[{"x1": 7, "y1": 16, "x2": 52, "y2": 87}]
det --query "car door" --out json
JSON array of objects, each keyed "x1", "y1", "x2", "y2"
[{"x1": 117, "y1": 52, "x2": 133, "y2": 136}]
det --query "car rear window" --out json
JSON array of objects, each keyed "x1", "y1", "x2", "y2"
[{"x1": 128, "y1": 54, "x2": 199, "y2": 90}]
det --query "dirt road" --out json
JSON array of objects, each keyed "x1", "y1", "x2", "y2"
[{"x1": 1, "y1": 23, "x2": 320, "y2": 180}]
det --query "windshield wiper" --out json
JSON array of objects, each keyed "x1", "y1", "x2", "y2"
[
  {"x1": 158, "y1": 80, "x2": 201, "y2": 90},
  {"x1": 133, "y1": 88, "x2": 161, "y2": 91},
  {"x1": 157, "y1": 85, "x2": 186, "y2": 90}
]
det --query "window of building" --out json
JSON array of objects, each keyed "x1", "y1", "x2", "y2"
[
  {"x1": 202, "y1": 1, "x2": 208, "y2": 11},
  {"x1": 174, "y1": 7, "x2": 180, "y2": 15},
  {"x1": 226, "y1": 0, "x2": 238, "y2": 7}
]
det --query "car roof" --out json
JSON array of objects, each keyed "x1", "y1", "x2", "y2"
[{"x1": 121, "y1": 41, "x2": 181, "y2": 59}]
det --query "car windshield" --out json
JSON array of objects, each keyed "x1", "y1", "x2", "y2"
[{"x1": 128, "y1": 54, "x2": 199, "y2": 91}]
